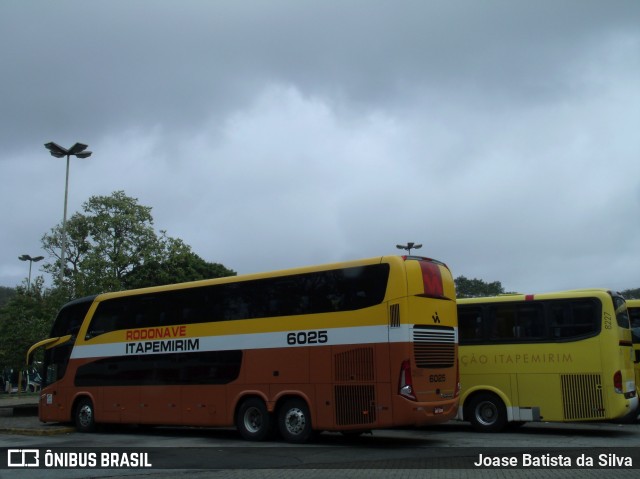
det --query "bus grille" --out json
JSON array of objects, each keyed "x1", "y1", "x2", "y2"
[
  {"x1": 334, "y1": 385, "x2": 377, "y2": 425},
  {"x1": 413, "y1": 326, "x2": 456, "y2": 368},
  {"x1": 389, "y1": 303, "x2": 400, "y2": 328},
  {"x1": 334, "y1": 347, "x2": 376, "y2": 425},
  {"x1": 561, "y1": 373, "x2": 605, "y2": 420},
  {"x1": 334, "y1": 347, "x2": 375, "y2": 382}
]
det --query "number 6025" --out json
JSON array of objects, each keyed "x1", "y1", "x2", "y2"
[{"x1": 286, "y1": 330, "x2": 328, "y2": 345}]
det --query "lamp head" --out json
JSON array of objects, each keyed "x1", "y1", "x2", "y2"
[{"x1": 44, "y1": 142, "x2": 68, "y2": 158}]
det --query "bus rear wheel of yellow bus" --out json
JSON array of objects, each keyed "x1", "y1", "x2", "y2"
[{"x1": 466, "y1": 392, "x2": 507, "y2": 432}]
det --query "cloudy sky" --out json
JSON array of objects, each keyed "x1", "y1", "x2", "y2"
[{"x1": 1, "y1": 1, "x2": 639, "y2": 295}]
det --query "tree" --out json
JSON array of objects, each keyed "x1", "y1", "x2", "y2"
[
  {"x1": 123, "y1": 232, "x2": 236, "y2": 289},
  {"x1": 455, "y1": 275, "x2": 505, "y2": 298},
  {"x1": 3, "y1": 191, "x2": 236, "y2": 371},
  {"x1": 41, "y1": 191, "x2": 235, "y2": 297},
  {"x1": 0, "y1": 278, "x2": 62, "y2": 371},
  {"x1": 621, "y1": 288, "x2": 640, "y2": 299},
  {"x1": 0, "y1": 286, "x2": 16, "y2": 309},
  {"x1": 42, "y1": 191, "x2": 158, "y2": 295}
]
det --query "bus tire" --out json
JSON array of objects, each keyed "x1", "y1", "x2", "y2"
[
  {"x1": 74, "y1": 397, "x2": 96, "y2": 433},
  {"x1": 466, "y1": 392, "x2": 507, "y2": 432},
  {"x1": 278, "y1": 398, "x2": 313, "y2": 443},
  {"x1": 236, "y1": 398, "x2": 272, "y2": 441}
]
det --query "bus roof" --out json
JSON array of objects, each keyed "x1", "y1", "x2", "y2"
[
  {"x1": 457, "y1": 288, "x2": 616, "y2": 304},
  {"x1": 86, "y1": 255, "x2": 451, "y2": 303}
]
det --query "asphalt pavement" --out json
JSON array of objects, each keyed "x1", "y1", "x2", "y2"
[
  {"x1": 3, "y1": 395, "x2": 640, "y2": 479},
  {"x1": 0, "y1": 394, "x2": 75, "y2": 435}
]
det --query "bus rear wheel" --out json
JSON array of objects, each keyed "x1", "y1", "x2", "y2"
[
  {"x1": 236, "y1": 398, "x2": 272, "y2": 441},
  {"x1": 74, "y1": 397, "x2": 96, "y2": 433},
  {"x1": 467, "y1": 392, "x2": 507, "y2": 432},
  {"x1": 278, "y1": 398, "x2": 313, "y2": 443}
]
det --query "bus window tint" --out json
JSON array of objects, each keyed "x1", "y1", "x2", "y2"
[
  {"x1": 489, "y1": 303, "x2": 544, "y2": 341},
  {"x1": 613, "y1": 295, "x2": 630, "y2": 328},
  {"x1": 517, "y1": 305, "x2": 545, "y2": 339},
  {"x1": 86, "y1": 264, "x2": 390, "y2": 338},
  {"x1": 549, "y1": 300, "x2": 599, "y2": 339},
  {"x1": 489, "y1": 305, "x2": 516, "y2": 340},
  {"x1": 630, "y1": 307, "x2": 640, "y2": 343},
  {"x1": 51, "y1": 298, "x2": 94, "y2": 338},
  {"x1": 458, "y1": 306, "x2": 483, "y2": 343},
  {"x1": 460, "y1": 299, "x2": 598, "y2": 344},
  {"x1": 43, "y1": 343, "x2": 73, "y2": 387}
]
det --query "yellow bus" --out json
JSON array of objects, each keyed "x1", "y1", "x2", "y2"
[
  {"x1": 628, "y1": 299, "x2": 640, "y2": 398},
  {"x1": 457, "y1": 289, "x2": 637, "y2": 432},
  {"x1": 27, "y1": 255, "x2": 459, "y2": 442}
]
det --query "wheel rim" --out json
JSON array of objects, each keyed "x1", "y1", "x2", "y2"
[
  {"x1": 475, "y1": 400, "x2": 498, "y2": 426},
  {"x1": 77, "y1": 404, "x2": 93, "y2": 429},
  {"x1": 283, "y1": 407, "x2": 306, "y2": 436},
  {"x1": 243, "y1": 406, "x2": 263, "y2": 434}
]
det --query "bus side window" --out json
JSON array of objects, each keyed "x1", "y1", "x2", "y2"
[
  {"x1": 613, "y1": 296, "x2": 630, "y2": 328},
  {"x1": 515, "y1": 304, "x2": 544, "y2": 340},
  {"x1": 550, "y1": 304, "x2": 568, "y2": 338},
  {"x1": 68, "y1": 318, "x2": 81, "y2": 336},
  {"x1": 630, "y1": 307, "x2": 640, "y2": 342},
  {"x1": 570, "y1": 301, "x2": 598, "y2": 336},
  {"x1": 458, "y1": 306, "x2": 483, "y2": 344},
  {"x1": 548, "y1": 300, "x2": 597, "y2": 339},
  {"x1": 86, "y1": 312, "x2": 115, "y2": 339},
  {"x1": 491, "y1": 305, "x2": 517, "y2": 340}
]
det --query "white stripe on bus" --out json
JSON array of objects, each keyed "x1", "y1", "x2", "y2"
[{"x1": 70, "y1": 324, "x2": 416, "y2": 359}]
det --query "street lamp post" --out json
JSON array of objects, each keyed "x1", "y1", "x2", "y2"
[
  {"x1": 44, "y1": 142, "x2": 92, "y2": 283},
  {"x1": 18, "y1": 254, "x2": 44, "y2": 292},
  {"x1": 396, "y1": 242, "x2": 423, "y2": 255}
]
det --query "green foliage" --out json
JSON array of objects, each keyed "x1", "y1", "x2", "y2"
[
  {"x1": 42, "y1": 190, "x2": 157, "y2": 295},
  {"x1": 0, "y1": 286, "x2": 16, "y2": 308},
  {"x1": 0, "y1": 278, "x2": 64, "y2": 370},
  {"x1": 621, "y1": 288, "x2": 640, "y2": 299},
  {"x1": 41, "y1": 190, "x2": 235, "y2": 296},
  {"x1": 4, "y1": 191, "x2": 236, "y2": 371},
  {"x1": 455, "y1": 275, "x2": 505, "y2": 298},
  {"x1": 123, "y1": 232, "x2": 236, "y2": 289},
  {"x1": 455, "y1": 279, "x2": 640, "y2": 300}
]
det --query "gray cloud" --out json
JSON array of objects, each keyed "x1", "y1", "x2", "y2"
[{"x1": 1, "y1": 0, "x2": 639, "y2": 294}]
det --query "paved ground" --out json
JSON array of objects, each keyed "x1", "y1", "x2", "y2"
[
  {"x1": 3, "y1": 395, "x2": 640, "y2": 478},
  {"x1": 0, "y1": 394, "x2": 74, "y2": 435},
  {"x1": 0, "y1": 393, "x2": 38, "y2": 408}
]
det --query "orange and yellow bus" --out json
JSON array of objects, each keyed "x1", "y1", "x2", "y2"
[
  {"x1": 628, "y1": 299, "x2": 640, "y2": 398},
  {"x1": 457, "y1": 289, "x2": 637, "y2": 432},
  {"x1": 28, "y1": 255, "x2": 459, "y2": 442}
]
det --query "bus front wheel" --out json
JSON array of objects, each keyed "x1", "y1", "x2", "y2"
[
  {"x1": 466, "y1": 392, "x2": 507, "y2": 432},
  {"x1": 74, "y1": 397, "x2": 96, "y2": 433},
  {"x1": 236, "y1": 398, "x2": 272, "y2": 441},
  {"x1": 278, "y1": 398, "x2": 313, "y2": 443}
]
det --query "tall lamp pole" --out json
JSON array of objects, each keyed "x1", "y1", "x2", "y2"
[
  {"x1": 18, "y1": 254, "x2": 44, "y2": 292},
  {"x1": 396, "y1": 242, "x2": 422, "y2": 255},
  {"x1": 44, "y1": 142, "x2": 92, "y2": 283}
]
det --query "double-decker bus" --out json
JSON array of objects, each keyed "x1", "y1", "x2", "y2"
[
  {"x1": 457, "y1": 289, "x2": 637, "y2": 432},
  {"x1": 628, "y1": 299, "x2": 640, "y2": 399},
  {"x1": 27, "y1": 255, "x2": 459, "y2": 442}
]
